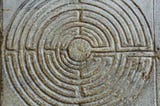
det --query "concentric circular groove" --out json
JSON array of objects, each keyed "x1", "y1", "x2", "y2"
[{"x1": 2, "y1": 0, "x2": 155, "y2": 105}]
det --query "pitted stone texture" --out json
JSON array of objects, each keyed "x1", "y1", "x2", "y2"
[
  {"x1": 68, "y1": 38, "x2": 91, "y2": 62},
  {"x1": 1, "y1": 0, "x2": 158, "y2": 106}
]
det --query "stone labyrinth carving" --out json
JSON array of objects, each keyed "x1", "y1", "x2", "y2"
[{"x1": 2, "y1": 0, "x2": 155, "y2": 106}]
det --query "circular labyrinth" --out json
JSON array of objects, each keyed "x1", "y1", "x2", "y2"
[{"x1": 2, "y1": 0, "x2": 155, "y2": 106}]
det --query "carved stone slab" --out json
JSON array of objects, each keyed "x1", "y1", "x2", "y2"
[{"x1": 1, "y1": 0, "x2": 159, "y2": 106}]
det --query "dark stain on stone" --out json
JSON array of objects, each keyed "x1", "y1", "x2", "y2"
[{"x1": 0, "y1": 0, "x2": 3, "y2": 105}]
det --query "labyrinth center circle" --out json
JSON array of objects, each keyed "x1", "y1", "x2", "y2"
[{"x1": 68, "y1": 38, "x2": 91, "y2": 61}]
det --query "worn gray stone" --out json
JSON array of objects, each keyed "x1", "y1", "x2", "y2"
[{"x1": 1, "y1": 0, "x2": 159, "y2": 106}]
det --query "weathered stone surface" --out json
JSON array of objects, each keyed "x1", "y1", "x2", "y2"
[
  {"x1": 155, "y1": 0, "x2": 160, "y2": 105},
  {"x1": 1, "y1": 0, "x2": 159, "y2": 106}
]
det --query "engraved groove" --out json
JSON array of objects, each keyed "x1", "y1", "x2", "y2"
[{"x1": 2, "y1": 0, "x2": 155, "y2": 105}]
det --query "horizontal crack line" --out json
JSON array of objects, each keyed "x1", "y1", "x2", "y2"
[{"x1": 4, "y1": 49, "x2": 156, "y2": 57}]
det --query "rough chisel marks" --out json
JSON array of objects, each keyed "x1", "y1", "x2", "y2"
[{"x1": 2, "y1": 0, "x2": 155, "y2": 106}]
